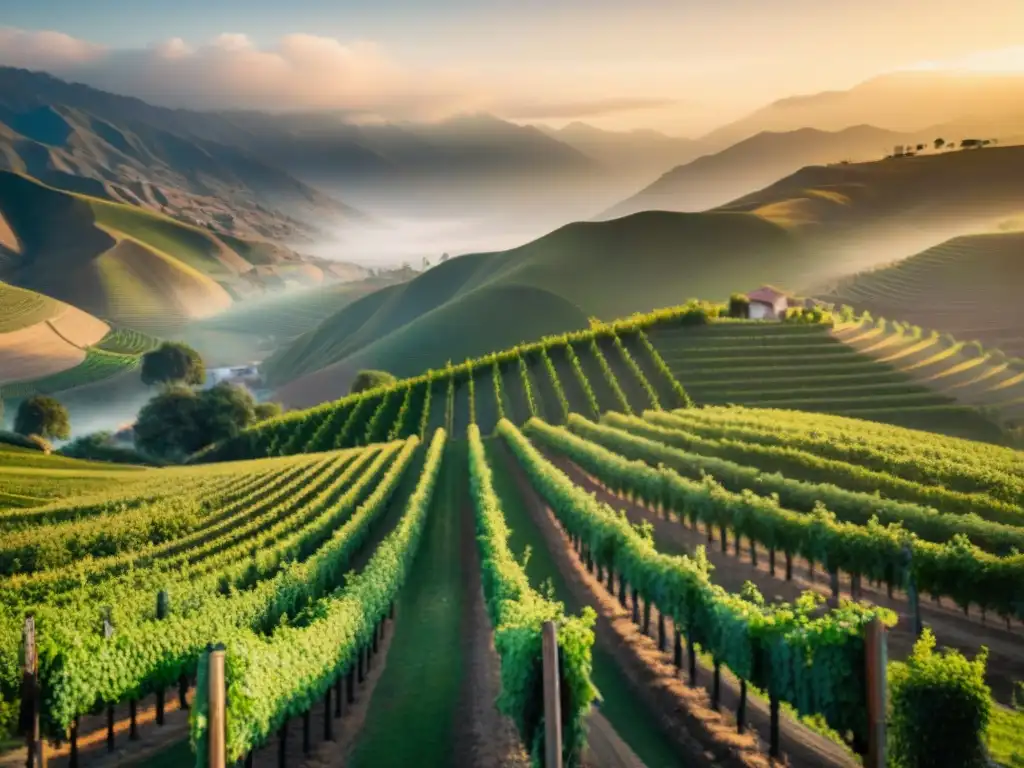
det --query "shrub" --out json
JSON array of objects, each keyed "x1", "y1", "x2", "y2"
[
  {"x1": 59, "y1": 432, "x2": 161, "y2": 465},
  {"x1": 888, "y1": 630, "x2": 991, "y2": 768},
  {"x1": 350, "y1": 370, "x2": 396, "y2": 394},
  {"x1": 0, "y1": 430, "x2": 46, "y2": 451},
  {"x1": 728, "y1": 293, "x2": 750, "y2": 318}
]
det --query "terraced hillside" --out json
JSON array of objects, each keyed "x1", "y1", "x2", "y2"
[
  {"x1": 647, "y1": 321, "x2": 1007, "y2": 441},
  {"x1": 4, "y1": 407, "x2": 1020, "y2": 768},
  {"x1": 0, "y1": 325, "x2": 158, "y2": 410},
  {"x1": 819, "y1": 230, "x2": 1024, "y2": 357},
  {"x1": 0, "y1": 281, "x2": 110, "y2": 386},
  {"x1": 207, "y1": 308, "x2": 1004, "y2": 466},
  {"x1": 832, "y1": 318, "x2": 1024, "y2": 430}
]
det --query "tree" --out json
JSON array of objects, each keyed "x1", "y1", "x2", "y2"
[
  {"x1": 141, "y1": 342, "x2": 205, "y2": 387},
  {"x1": 14, "y1": 395, "x2": 71, "y2": 440},
  {"x1": 727, "y1": 293, "x2": 750, "y2": 319},
  {"x1": 134, "y1": 382, "x2": 258, "y2": 461},
  {"x1": 350, "y1": 370, "x2": 396, "y2": 394},
  {"x1": 934, "y1": 138, "x2": 945, "y2": 150},
  {"x1": 254, "y1": 402, "x2": 283, "y2": 422}
]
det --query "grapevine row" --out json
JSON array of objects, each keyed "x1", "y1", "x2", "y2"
[
  {"x1": 589, "y1": 339, "x2": 632, "y2": 414},
  {"x1": 612, "y1": 334, "x2": 660, "y2": 409},
  {"x1": 550, "y1": 416, "x2": 1024, "y2": 623},
  {"x1": 498, "y1": 418, "x2": 889, "y2": 748},
  {"x1": 467, "y1": 425, "x2": 595, "y2": 765},
  {"x1": 191, "y1": 429, "x2": 446, "y2": 764},
  {"x1": 635, "y1": 329, "x2": 693, "y2": 408}
]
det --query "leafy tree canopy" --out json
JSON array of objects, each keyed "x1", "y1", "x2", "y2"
[
  {"x1": 350, "y1": 370, "x2": 396, "y2": 394},
  {"x1": 141, "y1": 342, "x2": 205, "y2": 387},
  {"x1": 14, "y1": 395, "x2": 70, "y2": 441},
  {"x1": 255, "y1": 402, "x2": 283, "y2": 422},
  {"x1": 134, "y1": 382, "x2": 258, "y2": 461}
]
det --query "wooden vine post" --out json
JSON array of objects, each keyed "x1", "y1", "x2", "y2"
[
  {"x1": 865, "y1": 617, "x2": 888, "y2": 768},
  {"x1": 541, "y1": 621, "x2": 563, "y2": 768},
  {"x1": 902, "y1": 544, "x2": 923, "y2": 637},
  {"x1": 21, "y1": 615, "x2": 46, "y2": 768},
  {"x1": 155, "y1": 591, "x2": 169, "y2": 725},
  {"x1": 207, "y1": 644, "x2": 227, "y2": 768},
  {"x1": 103, "y1": 612, "x2": 116, "y2": 752}
]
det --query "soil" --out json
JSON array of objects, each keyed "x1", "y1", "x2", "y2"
[
  {"x1": 494, "y1": 441, "x2": 793, "y2": 768},
  {"x1": 453, "y1": 474, "x2": 530, "y2": 768},
  {"x1": 0, "y1": 688, "x2": 191, "y2": 768},
  {"x1": 552, "y1": 454, "x2": 1024, "y2": 706}
]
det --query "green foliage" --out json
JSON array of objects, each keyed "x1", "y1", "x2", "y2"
[
  {"x1": 141, "y1": 342, "x2": 205, "y2": 387},
  {"x1": 467, "y1": 361, "x2": 477, "y2": 425},
  {"x1": 612, "y1": 335, "x2": 660, "y2": 409},
  {"x1": 635, "y1": 330, "x2": 693, "y2": 408},
  {"x1": 14, "y1": 395, "x2": 70, "y2": 440},
  {"x1": 254, "y1": 402, "x2": 283, "y2": 422},
  {"x1": 94, "y1": 328, "x2": 161, "y2": 355},
  {"x1": 135, "y1": 383, "x2": 259, "y2": 461},
  {"x1": 540, "y1": 348, "x2": 571, "y2": 424},
  {"x1": 350, "y1": 369, "x2": 397, "y2": 394},
  {"x1": 493, "y1": 362, "x2": 507, "y2": 422},
  {"x1": 728, "y1": 293, "x2": 750, "y2": 319},
  {"x1": 589, "y1": 339, "x2": 632, "y2": 415},
  {"x1": 570, "y1": 414, "x2": 1024, "y2": 623},
  {"x1": 468, "y1": 425, "x2": 595, "y2": 765},
  {"x1": 888, "y1": 631, "x2": 991, "y2": 767},
  {"x1": 518, "y1": 355, "x2": 539, "y2": 418},
  {"x1": 191, "y1": 431, "x2": 445, "y2": 764},
  {"x1": 499, "y1": 418, "x2": 890, "y2": 746},
  {"x1": 58, "y1": 432, "x2": 160, "y2": 466}
]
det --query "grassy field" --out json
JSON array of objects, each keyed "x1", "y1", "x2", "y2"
[
  {"x1": 0, "y1": 442, "x2": 148, "y2": 506},
  {"x1": 348, "y1": 443, "x2": 465, "y2": 767}
]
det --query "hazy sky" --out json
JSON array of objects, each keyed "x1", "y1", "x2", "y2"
[{"x1": 2, "y1": 0, "x2": 1024, "y2": 135}]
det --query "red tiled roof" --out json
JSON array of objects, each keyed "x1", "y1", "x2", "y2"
[{"x1": 747, "y1": 286, "x2": 788, "y2": 304}]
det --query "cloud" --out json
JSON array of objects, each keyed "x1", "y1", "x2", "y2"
[
  {"x1": 0, "y1": 27, "x2": 106, "y2": 69},
  {"x1": 498, "y1": 96, "x2": 681, "y2": 120},
  {"x1": 0, "y1": 28, "x2": 480, "y2": 121}
]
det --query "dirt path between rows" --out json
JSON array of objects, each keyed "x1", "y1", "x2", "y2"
[
  {"x1": 453, "y1": 467, "x2": 530, "y2": 768},
  {"x1": 493, "y1": 442, "x2": 799, "y2": 768},
  {"x1": 550, "y1": 454, "x2": 1024, "y2": 706}
]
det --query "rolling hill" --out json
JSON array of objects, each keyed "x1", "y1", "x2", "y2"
[
  {"x1": 0, "y1": 280, "x2": 109, "y2": 385},
  {"x1": 0, "y1": 67, "x2": 364, "y2": 241},
  {"x1": 0, "y1": 171, "x2": 364, "y2": 331},
  {"x1": 818, "y1": 230, "x2": 1024, "y2": 358},
  {"x1": 699, "y1": 70, "x2": 1024, "y2": 149},
  {"x1": 266, "y1": 145, "x2": 1024, "y2": 406},
  {"x1": 599, "y1": 124, "x2": 910, "y2": 219},
  {"x1": 720, "y1": 143, "x2": 1024, "y2": 283},
  {"x1": 267, "y1": 211, "x2": 810, "y2": 405}
]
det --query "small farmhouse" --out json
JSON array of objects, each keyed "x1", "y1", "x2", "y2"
[{"x1": 746, "y1": 286, "x2": 789, "y2": 320}]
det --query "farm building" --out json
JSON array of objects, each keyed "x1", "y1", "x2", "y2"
[{"x1": 746, "y1": 286, "x2": 789, "y2": 319}]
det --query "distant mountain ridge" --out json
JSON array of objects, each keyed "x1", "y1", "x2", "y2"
[
  {"x1": 600, "y1": 124, "x2": 916, "y2": 219},
  {"x1": 700, "y1": 71, "x2": 1024, "y2": 148}
]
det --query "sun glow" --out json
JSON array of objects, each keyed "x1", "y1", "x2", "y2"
[{"x1": 906, "y1": 45, "x2": 1024, "y2": 73}]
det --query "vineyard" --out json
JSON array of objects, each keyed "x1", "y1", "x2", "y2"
[
  {"x1": 0, "y1": 348, "x2": 141, "y2": 401},
  {"x1": 197, "y1": 305, "x2": 1006, "y2": 466},
  {"x1": 1, "y1": 304, "x2": 1022, "y2": 767}
]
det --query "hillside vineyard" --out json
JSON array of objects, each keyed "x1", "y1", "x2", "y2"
[{"x1": 1, "y1": 305, "x2": 1020, "y2": 767}]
